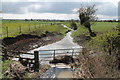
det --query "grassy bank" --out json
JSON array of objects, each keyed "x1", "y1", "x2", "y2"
[
  {"x1": 72, "y1": 22, "x2": 117, "y2": 37},
  {"x1": 70, "y1": 21, "x2": 120, "y2": 78},
  {"x1": 2, "y1": 60, "x2": 13, "y2": 78},
  {"x1": 63, "y1": 22, "x2": 118, "y2": 38}
]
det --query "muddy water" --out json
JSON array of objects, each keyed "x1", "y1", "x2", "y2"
[
  {"x1": 21, "y1": 25, "x2": 82, "y2": 78},
  {"x1": 40, "y1": 67, "x2": 73, "y2": 78},
  {"x1": 28, "y1": 25, "x2": 81, "y2": 53}
]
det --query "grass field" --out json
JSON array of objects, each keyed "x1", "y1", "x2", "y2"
[
  {"x1": 67, "y1": 22, "x2": 118, "y2": 38},
  {"x1": 1, "y1": 20, "x2": 66, "y2": 38},
  {"x1": 91, "y1": 22, "x2": 118, "y2": 32},
  {"x1": 1, "y1": 20, "x2": 118, "y2": 38}
]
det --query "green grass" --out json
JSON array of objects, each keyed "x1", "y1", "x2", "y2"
[
  {"x1": 30, "y1": 25, "x2": 68, "y2": 36},
  {"x1": 2, "y1": 20, "x2": 118, "y2": 38},
  {"x1": 72, "y1": 24, "x2": 89, "y2": 38},
  {"x1": 2, "y1": 60, "x2": 13, "y2": 73},
  {"x1": 63, "y1": 22, "x2": 89, "y2": 38},
  {"x1": 0, "y1": 61, "x2": 2, "y2": 78},
  {"x1": 1, "y1": 20, "x2": 67, "y2": 38},
  {"x1": 91, "y1": 22, "x2": 118, "y2": 32},
  {"x1": 70, "y1": 22, "x2": 118, "y2": 38},
  {"x1": 70, "y1": 21, "x2": 118, "y2": 53},
  {"x1": 62, "y1": 22, "x2": 72, "y2": 28}
]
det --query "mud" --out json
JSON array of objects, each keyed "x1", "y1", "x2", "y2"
[{"x1": 2, "y1": 33, "x2": 64, "y2": 52}]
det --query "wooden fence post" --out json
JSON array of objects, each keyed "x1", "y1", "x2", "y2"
[
  {"x1": 34, "y1": 51, "x2": 39, "y2": 72},
  {"x1": 53, "y1": 50, "x2": 55, "y2": 60},
  {"x1": 0, "y1": 34, "x2": 2, "y2": 39},
  {"x1": 3, "y1": 47, "x2": 8, "y2": 61},
  {"x1": 28, "y1": 24, "x2": 30, "y2": 31},
  {"x1": 72, "y1": 49, "x2": 74, "y2": 58},
  {"x1": 35, "y1": 23, "x2": 36, "y2": 30},
  {"x1": 39, "y1": 24, "x2": 40, "y2": 28},
  {"x1": 6, "y1": 26, "x2": 8, "y2": 37},
  {"x1": 19, "y1": 26, "x2": 21, "y2": 34}
]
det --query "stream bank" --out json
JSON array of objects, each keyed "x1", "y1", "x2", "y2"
[
  {"x1": 2, "y1": 32, "x2": 65, "y2": 78},
  {"x1": 2, "y1": 32, "x2": 64, "y2": 52},
  {"x1": 72, "y1": 29, "x2": 120, "y2": 78}
]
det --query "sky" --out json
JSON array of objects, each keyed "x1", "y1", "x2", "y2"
[{"x1": 0, "y1": 0, "x2": 120, "y2": 20}]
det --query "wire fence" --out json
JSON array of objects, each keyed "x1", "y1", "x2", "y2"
[{"x1": 1, "y1": 23, "x2": 59, "y2": 38}]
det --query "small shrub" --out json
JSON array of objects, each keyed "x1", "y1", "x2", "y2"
[{"x1": 70, "y1": 22, "x2": 77, "y2": 30}]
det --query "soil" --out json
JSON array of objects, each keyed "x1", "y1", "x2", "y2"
[
  {"x1": 4, "y1": 61, "x2": 27, "y2": 79},
  {"x1": 74, "y1": 35, "x2": 91, "y2": 46},
  {"x1": 49, "y1": 55, "x2": 74, "y2": 64},
  {"x1": 4, "y1": 61, "x2": 51, "y2": 79},
  {"x1": 2, "y1": 33, "x2": 64, "y2": 52}
]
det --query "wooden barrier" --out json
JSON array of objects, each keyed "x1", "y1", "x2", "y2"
[
  {"x1": 1, "y1": 48, "x2": 83, "y2": 72},
  {"x1": 1, "y1": 48, "x2": 40, "y2": 72},
  {"x1": 53, "y1": 50, "x2": 55, "y2": 60},
  {"x1": 34, "y1": 51, "x2": 39, "y2": 72}
]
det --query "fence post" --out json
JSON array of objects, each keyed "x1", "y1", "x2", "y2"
[
  {"x1": 39, "y1": 24, "x2": 40, "y2": 28},
  {"x1": 53, "y1": 50, "x2": 55, "y2": 60},
  {"x1": 2, "y1": 47, "x2": 8, "y2": 61},
  {"x1": 34, "y1": 51, "x2": 39, "y2": 72},
  {"x1": 6, "y1": 26, "x2": 8, "y2": 37},
  {"x1": 35, "y1": 23, "x2": 36, "y2": 30},
  {"x1": 72, "y1": 49, "x2": 74, "y2": 58},
  {"x1": 19, "y1": 26, "x2": 21, "y2": 34},
  {"x1": 0, "y1": 34, "x2": 2, "y2": 39},
  {"x1": 28, "y1": 24, "x2": 30, "y2": 32}
]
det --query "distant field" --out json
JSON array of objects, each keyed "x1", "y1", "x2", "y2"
[
  {"x1": 67, "y1": 22, "x2": 118, "y2": 38},
  {"x1": 1, "y1": 20, "x2": 67, "y2": 38},
  {"x1": 64, "y1": 22, "x2": 118, "y2": 31},
  {"x1": 91, "y1": 22, "x2": 118, "y2": 32},
  {"x1": 1, "y1": 20, "x2": 118, "y2": 38}
]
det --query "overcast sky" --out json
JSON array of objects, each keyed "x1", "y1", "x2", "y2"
[{"x1": 1, "y1": 0, "x2": 120, "y2": 20}]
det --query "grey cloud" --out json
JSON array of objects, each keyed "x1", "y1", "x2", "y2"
[
  {"x1": 2, "y1": 2, "x2": 118, "y2": 17},
  {"x1": 2, "y1": 2, "x2": 31, "y2": 13},
  {"x1": 96, "y1": 3, "x2": 118, "y2": 16}
]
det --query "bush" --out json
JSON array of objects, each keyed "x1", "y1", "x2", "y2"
[
  {"x1": 72, "y1": 22, "x2": 120, "y2": 77},
  {"x1": 75, "y1": 30, "x2": 120, "y2": 78},
  {"x1": 88, "y1": 30, "x2": 120, "y2": 70},
  {"x1": 70, "y1": 22, "x2": 77, "y2": 30}
]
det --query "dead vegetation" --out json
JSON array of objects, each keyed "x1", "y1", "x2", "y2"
[
  {"x1": 74, "y1": 48, "x2": 120, "y2": 78},
  {"x1": 3, "y1": 61, "x2": 50, "y2": 79}
]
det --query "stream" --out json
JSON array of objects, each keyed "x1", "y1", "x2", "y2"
[
  {"x1": 20, "y1": 24, "x2": 82, "y2": 78},
  {"x1": 29, "y1": 24, "x2": 81, "y2": 51}
]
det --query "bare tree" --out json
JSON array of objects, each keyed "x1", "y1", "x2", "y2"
[{"x1": 77, "y1": 5, "x2": 97, "y2": 37}]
